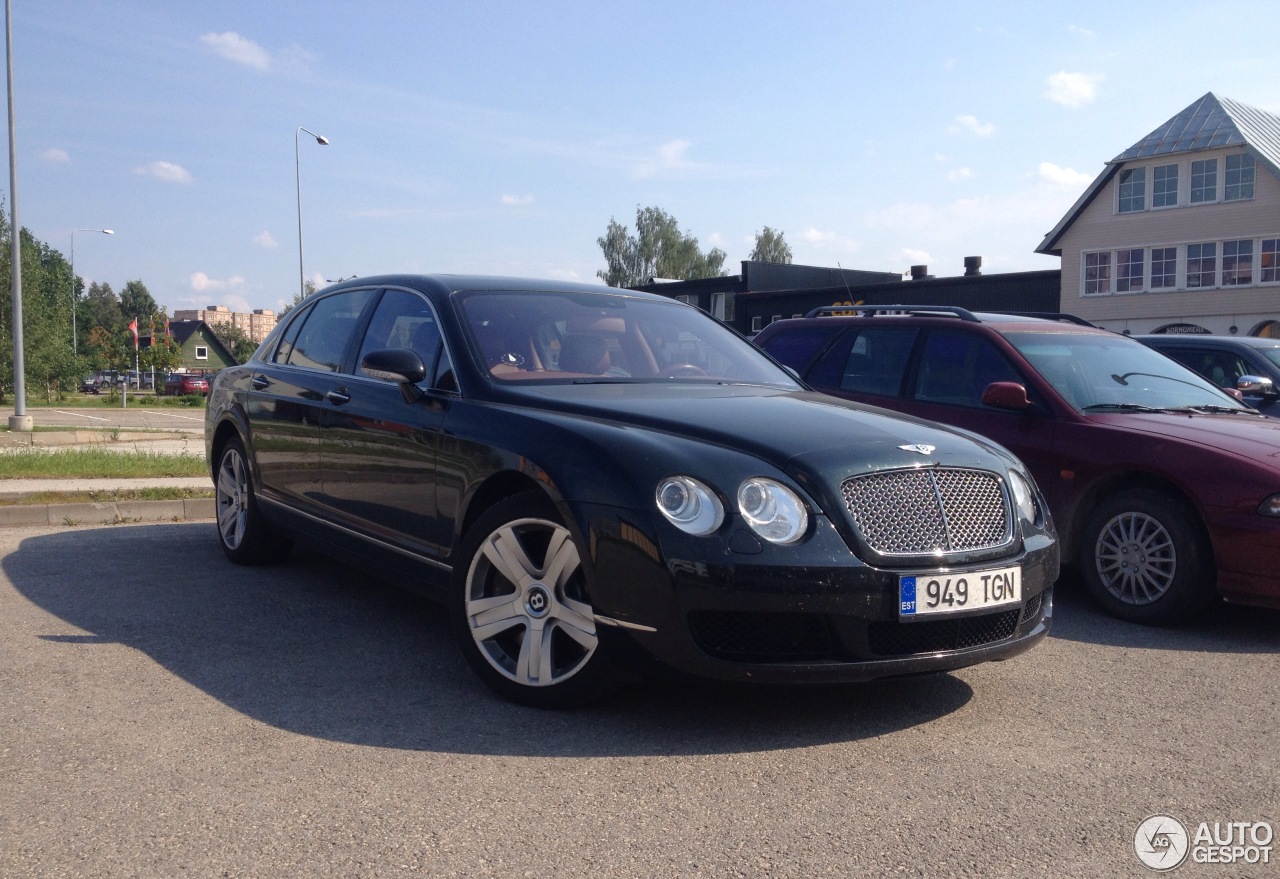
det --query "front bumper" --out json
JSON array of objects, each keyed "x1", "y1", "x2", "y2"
[{"x1": 582, "y1": 507, "x2": 1058, "y2": 685}]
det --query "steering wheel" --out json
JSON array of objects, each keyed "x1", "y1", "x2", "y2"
[{"x1": 659, "y1": 363, "x2": 707, "y2": 378}]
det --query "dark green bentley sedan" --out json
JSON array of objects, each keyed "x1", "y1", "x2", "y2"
[{"x1": 206, "y1": 276, "x2": 1058, "y2": 707}]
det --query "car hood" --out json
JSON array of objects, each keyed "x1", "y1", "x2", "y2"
[
  {"x1": 1095, "y1": 410, "x2": 1280, "y2": 460},
  {"x1": 512, "y1": 383, "x2": 1020, "y2": 477}
]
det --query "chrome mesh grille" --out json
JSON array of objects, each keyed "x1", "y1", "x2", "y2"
[{"x1": 841, "y1": 468, "x2": 1011, "y2": 555}]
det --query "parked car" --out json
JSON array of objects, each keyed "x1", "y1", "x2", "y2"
[
  {"x1": 754, "y1": 305, "x2": 1280, "y2": 625},
  {"x1": 206, "y1": 277, "x2": 1057, "y2": 707},
  {"x1": 1137, "y1": 334, "x2": 1280, "y2": 416},
  {"x1": 79, "y1": 374, "x2": 101, "y2": 394},
  {"x1": 164, "y1": 372, "x2": 210, "y2": 396}
]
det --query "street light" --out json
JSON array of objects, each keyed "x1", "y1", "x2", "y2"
[
  {"x1": 70, "y1": 228, "x2": 113, "y2": 354},
  {"x1": 296, "y1": 126, "x2": 329, "y2": 301}
]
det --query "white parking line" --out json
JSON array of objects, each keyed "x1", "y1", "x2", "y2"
[
  {"x1": 151, "y1": 412, "x2": 203, "y2": 421},
  {"x1": 52, "y1": 410, "x2": 109, "y2": 421}
]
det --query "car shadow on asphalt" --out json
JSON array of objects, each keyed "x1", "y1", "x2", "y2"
[
  {"x1": 5, "y1": 523, "x2": 982, "y2": 757},
  {"x1": 1048, "y1": 568, "x2": 1280, "y2": 653}
]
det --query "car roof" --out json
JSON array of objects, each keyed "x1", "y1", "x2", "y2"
[
  {"x1": 320, "y1": 273, "x2": 679, "y2": 305},
  {"x1": 776, "y1": 305, "x2": 1112, "y2": 337},
  {"x1": 1136, "y1": 334, "x2": 1280, "y2": 349}
]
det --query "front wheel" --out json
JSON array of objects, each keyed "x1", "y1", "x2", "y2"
[
  {"x1": 215, "y1": 436, "x2": 292, "y2": 565},
  {"x1": 452, "y1": 492, "x2": 618, "y2": 708},
  {"x1": 1078, "y1": 489, "x2": 1214, "y2": 625}
]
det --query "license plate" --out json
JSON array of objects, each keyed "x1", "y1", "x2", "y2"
[{"x1": 899, "y1": 565, "x2": 1021, "y2": 618}]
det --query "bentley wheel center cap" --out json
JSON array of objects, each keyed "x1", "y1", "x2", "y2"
[{"x1": 525, "y1": 584, "x2": 552, "y2": 618}]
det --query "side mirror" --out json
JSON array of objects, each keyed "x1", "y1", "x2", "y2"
[
  {"x1": 361, "y1": 348, "x2": 427, "y2": 404},
  {"x1": 1237, "y1": 374, "x2": 1275, "y2": 397},
  {"x1": 981, "y1": 381, "x2": 1032, "y2": 411}
]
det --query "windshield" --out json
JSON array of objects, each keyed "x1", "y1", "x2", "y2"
[
  {"x1": 1005, "y1": 331, "x2": 1250, "y2": 413},
  {"x1": 456, "y1": 289, "x2": 800, "y2": 387}
]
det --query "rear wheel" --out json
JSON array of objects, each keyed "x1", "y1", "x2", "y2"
[
  {"x1": 452, "y1": 492, "x2": 618, "y2": 708},
  {"x1": 215, "y1": 437, "x2": 292, "y2": 565},
  {"x1": 1078, "y1": 489, "x2": 1214, "y2": 625}
]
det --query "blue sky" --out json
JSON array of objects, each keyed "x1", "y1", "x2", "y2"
[{"x1": 10, "y1": 0, "x2": 1280, "y2": 315}]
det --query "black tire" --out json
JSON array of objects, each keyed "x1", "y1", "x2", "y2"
[
  {"x1": 451, "y1": 492, "x2": 618, "y2": 708},
  {"x1": 214, "y1": 436, "x2": 292, "y2": 565},
  {"x1": 1078, "y1": 488, "x2": 1215, "y2": 625}
]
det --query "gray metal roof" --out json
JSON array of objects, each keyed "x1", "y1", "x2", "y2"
[
  {"x1": 1036, "y1": 93, "x2": 1280, "y2": 256},
  {"x1": 1113, "y1": 92, "x2": 1280, "y2": 167}
]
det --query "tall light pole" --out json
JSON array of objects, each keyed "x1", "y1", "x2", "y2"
[
  {"x1": 6, "y1": 0, "x2": 29, "y2": 430},
  {"x1": 296, "y1": 126, "x2": 329, "y2": 301},
  {"x1": 71, "y1": 228, "x2": 113, "y2": 354}
]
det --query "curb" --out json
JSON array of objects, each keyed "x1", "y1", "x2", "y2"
[{"x1": 0, "y1": 498, "x2": 216, "y2": 527}]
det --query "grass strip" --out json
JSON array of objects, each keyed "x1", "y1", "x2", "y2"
[{"x1": 0, "y1": 448, "x2": 207, "y2": 478}]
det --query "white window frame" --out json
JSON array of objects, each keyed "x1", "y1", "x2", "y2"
[
  {"x1": 195, "y1": 345, "x2": 209, "y2": 361},
  {"x1": 1152, "y1": 164, "x2": 1179, "y2": 208},
  {"x1": 1150, "y1": 246, "x2": 1178, "y2": 289},
  {"x1": 1190, "y1": 159, "x2": 1218, "y2": 204},
  {"x1": 1083, "y1": 252, "x2": 1111, "y2": 295},
  {"x1": 1186, "y1": 243, "x2": 1217, "y2": 288},
  {"x1": 1116, "y1": 167, "x2": 1146, "y2": 213},
  {"x1": 1222, "y1": 239, "x2": 1253, "y2": 285},
  {"x1": 1225, "y1": 153, "x2": 1255, "y2": 202}
]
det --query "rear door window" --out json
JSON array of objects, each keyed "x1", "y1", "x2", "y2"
[
  {"x1": 284, "y1": 289, "x2": 376, "y2": 372},
  {"x1": 911, "y1": 329, "x2": 1023, "y2": 408},
  {"x1": 810, "y1": 326, "x2": 919, "y2": 397}
]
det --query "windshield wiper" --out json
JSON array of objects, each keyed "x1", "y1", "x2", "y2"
[
  {"x1": 1082, "y1": 402, "x2": 1166, "y2": 413},
  {"x1": 1162, "y1": 404, "x2": 1251, "y2": 415}
]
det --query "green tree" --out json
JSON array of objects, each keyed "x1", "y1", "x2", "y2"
[
  {"x1": 278, "y1": 279, "x2": 317, "y2": 320},
  {"x1": 81, "y1": 280, "x2": 123, "y2": 338},
  {"x1": 119, "y1": 279, "x2": 159, "y2": 323},
  {"x1": 0, "y1": 209, "x2": 86, "y2": 401},
  {"x1": 210, "y1": 322, "x2": 257, "y2": 363},
  {"x1": 597, "y1": 206, "x2": 727, "y2": 287},
  {"x1": 750, "y1": 226, "x2": 792, "y2": 264}
]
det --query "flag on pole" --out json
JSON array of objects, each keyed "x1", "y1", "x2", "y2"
[{"x1": 129, "y1": 318, "x2": 139, "y2": 349}]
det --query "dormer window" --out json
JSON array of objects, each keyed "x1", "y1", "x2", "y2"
[
  {"x1": 1152, "y1": 164, "x2": 1178, "y2": 207},
  {"x1": 1190, "y1": 159, "x2": 1217, "y2": 203},
  {"x1": 1225, "y1": 153, "x2": 1255, "y2": 201},
  {"x1": 1117, "y1": 168, "x2": 1146, "y2": 213}
]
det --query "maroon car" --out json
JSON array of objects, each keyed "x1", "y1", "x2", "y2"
[
  {"x1": 164, "y1": 372, "x2": 210, "y2": 396},
  {"x1": 755, "y1": 306, "x2": 1280, "y2": 624}
]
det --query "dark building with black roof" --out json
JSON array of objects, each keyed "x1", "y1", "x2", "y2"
[{"x1": 633, "y1": 259, "x2": 1062, "y2": 335}]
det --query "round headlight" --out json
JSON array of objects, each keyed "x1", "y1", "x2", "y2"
[
  {"x1": 656, "y1": 476, "x2": 724, "y2": 536},
  {"x1": 738, "y1": 478, "x2": 808, "y2": 544},
  {"x1": 1008, "y1": 470, "x2": 1038, "y2": 524}
]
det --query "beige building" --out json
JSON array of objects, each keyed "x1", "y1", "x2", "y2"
[
  {"x1": 172, "y1": 305, "x2": 277, "y2": 342},
  {"x1": 1037, "y1": 93, "x2": 1280, "y2": 337}
]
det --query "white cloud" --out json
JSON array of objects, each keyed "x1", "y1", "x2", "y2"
[
  {"x1": 1044, "y1": 71, "x2": 1104, "y2": 108},
  {"x1": 633, "y1": 139, "x2": 698, "y2": 178},
  {"x1": 900, "y1": 248, "x2": 931, "y2": 268},
  {"x1": 200, "y1": 32, "x2": 271, "y2": 71},
  {"x1": 950, "y1": 115, "x2": 995, "y2": 137},
  {"x1": 190, "y1": 272, "x2": 246, "y2": 292},
  {"x1": 41, "y1": 147, "x2": 70, "y2": 164},
  {"x1": 501, "y1": 193, "x2": 534, "y2": 206},
  {"x1": 252, "y1": 230, "x2": 278, "y2": 249},
  {"x1": 947, "y1": 167, "x2": 975, "y2": 182},
  {"x1": 1068, "y1": 24, "x2": 1096, "y2": 39},
  {"x1": 135, "y1": 161, "x2": 193, "y2": 183},
  {"x1": 1038, "y1": 161, "x2": 1093, "y2": 186}
]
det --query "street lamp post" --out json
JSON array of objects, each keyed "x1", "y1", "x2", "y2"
[
  {"x1": 295, "y1": 126, "x2": 329, "y2": 301},
  {"x1": 71, "y1": 228, "x2": 113, "y2": 354}
]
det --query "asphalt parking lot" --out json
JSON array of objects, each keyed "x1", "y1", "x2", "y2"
[{"x1": 1, "y1": 522, "x2": 1276, "y2": 878}]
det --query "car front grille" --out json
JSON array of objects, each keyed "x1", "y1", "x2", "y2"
[
  {"x1": 867, "y1": 607, "x2": 1022, "y2": 657},
  {"x1": 841, "y1": 467, "x2": 1011, "y2": 556},
  {"x1": 689, "y1": 611, "x2": 837, "y2": 662}
]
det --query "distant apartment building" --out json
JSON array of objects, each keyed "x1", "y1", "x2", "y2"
[{"x1": 172, "y1": 305, "x2": 277, "y2": 342}]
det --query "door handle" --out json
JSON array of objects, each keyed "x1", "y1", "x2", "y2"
[
  {"x1": 251, "y1": 375, "x2": 270, "y2": 390},
  {"x1": 326, "y1": 388, "x2": 351, "y2": 406}
]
